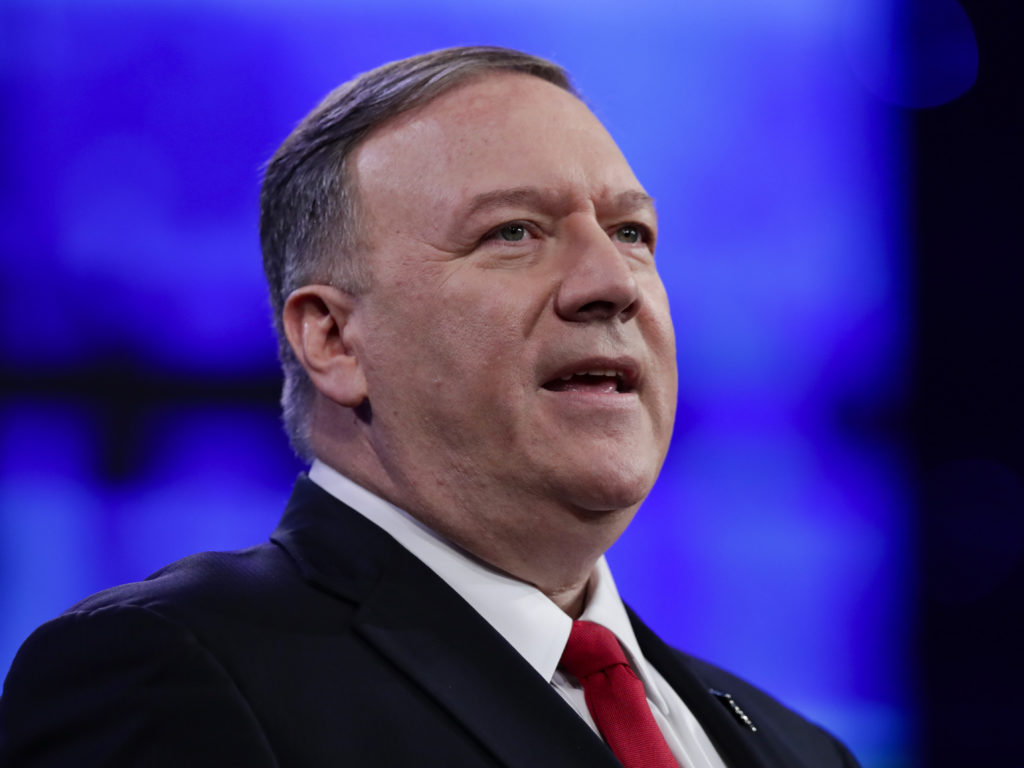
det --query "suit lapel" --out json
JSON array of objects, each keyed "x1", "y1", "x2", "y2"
[
  {"x1": 628, "y1": 608, "x2": 797, "y2": 768},
  {"x1": 354, "y1": 555, "x2": 621, "y2": 768},
  {"x1": 273, "y1": 477, "x2": 619, "y2": 768}
]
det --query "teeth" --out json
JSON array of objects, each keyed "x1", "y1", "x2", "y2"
[{"x1": 558, "y1": 369, "x2": 623, "y2": 380}]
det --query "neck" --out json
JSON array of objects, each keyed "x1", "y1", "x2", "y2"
[
  {"x1": 547, "y1": 576, "x2": 591, "y2": 618},
  {"x1": 310, "y1": 412, "x2": 636, "y2": 618}
]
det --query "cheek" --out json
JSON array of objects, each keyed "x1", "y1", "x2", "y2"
[
  {"x1": 429, "y1": 302, "x2": 528, "y2": 387},
  {"x1": 639, "y1": 293, "x2": 679, "y2": 430},
  {"x1": 644, "y1": 278, "x2": 677, "y2": 353},
  {"x1": 364, "y1": 260, "x2": 554, "y2": 418},
  {"x1": 434, "y1": 272, "x2": 541, "y2": 360},
  {"x1": 372, "y1": 288, "x2": 532, "y2": 405}
]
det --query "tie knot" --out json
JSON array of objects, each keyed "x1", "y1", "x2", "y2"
[{"x1": 559, "y1": 620, "x2": 631, "y2": 680}]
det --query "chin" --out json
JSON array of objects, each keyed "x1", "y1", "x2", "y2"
[{"x1": 561, "y1": 463, "x2": 659, "y2": 515}]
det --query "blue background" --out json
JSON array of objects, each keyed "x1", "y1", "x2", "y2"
[{"x1": 2, "y1": 2, "x2": 987, "y2": 766}]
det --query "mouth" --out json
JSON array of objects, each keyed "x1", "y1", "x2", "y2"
[{"x1": 541, "y1": 362, "x2": 638, "y2": 395}]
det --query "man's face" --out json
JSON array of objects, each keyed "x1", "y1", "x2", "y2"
[{"x1": 348, "y1": 73, "x2": 677, "y2": 527}]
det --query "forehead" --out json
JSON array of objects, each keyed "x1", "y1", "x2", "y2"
[{"x1": 351, "y1": 73, "x2": 644, "y2": 225}]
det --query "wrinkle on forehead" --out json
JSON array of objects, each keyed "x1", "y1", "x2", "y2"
[{"x1": 457, "y1": 186, "x2": 655, "y2": 220}]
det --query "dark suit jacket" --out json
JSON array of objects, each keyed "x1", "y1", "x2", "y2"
[{"x1": 0, "y1": 475, "x2": 860, "y2": 767}]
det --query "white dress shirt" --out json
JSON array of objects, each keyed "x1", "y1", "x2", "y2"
[{"x1": 309, "y1": 460, "x2": 727, "y2": 768}]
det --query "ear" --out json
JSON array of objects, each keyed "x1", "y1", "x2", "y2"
[{"x1": 282, "y1": 285, "x2": 368, "y2": 408}]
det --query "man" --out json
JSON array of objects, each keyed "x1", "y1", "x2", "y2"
[{"x1": 0, "y1": 47, "x2": 860, "y2": 767}]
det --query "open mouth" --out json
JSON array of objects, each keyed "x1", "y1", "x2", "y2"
[{"x1": 542, "y1": 368, "x2": 634, "y2": 394}]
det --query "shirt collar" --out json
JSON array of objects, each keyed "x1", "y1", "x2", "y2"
[
  {"x1": 308, "y1": 459, "x2": 668, "y2": 715},
  {"x1": 578, "y1": 557, "x2": 670, "y2": 715}
]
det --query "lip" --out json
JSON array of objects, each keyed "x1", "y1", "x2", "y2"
[{"x1": 539, "y1": 355, "x2": 641, "y2": 394}]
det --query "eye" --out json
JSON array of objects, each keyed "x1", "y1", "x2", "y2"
[
  {"x1": 492, "y1": 223, "x2": 528, "y2": 242},
  {"x1": 613, "y1": 224, "x2": 647, "y2": 244}
]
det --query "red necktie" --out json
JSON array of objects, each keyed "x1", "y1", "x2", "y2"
[{"x1": 559, "y1": 620, "x2": 680, "y2": 768}]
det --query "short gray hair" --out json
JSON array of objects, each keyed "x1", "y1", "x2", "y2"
[{"x1": 260, "y1": 46, "x2": 576, "y2": 460}]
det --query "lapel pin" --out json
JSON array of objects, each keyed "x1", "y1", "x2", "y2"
[{"x1": 710, "y1": 689, "x2": 758, "y2": 732}]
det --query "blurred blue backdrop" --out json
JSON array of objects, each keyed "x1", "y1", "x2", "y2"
[{"x1": 0, "y1": 1, "x2": 961, "y2": 766}]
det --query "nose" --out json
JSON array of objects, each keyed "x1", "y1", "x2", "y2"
[{"x1": 554, "y1": 218, "x2": 641, "y2": 323}]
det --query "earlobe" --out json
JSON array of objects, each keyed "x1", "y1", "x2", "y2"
[{"x1": 282, "y1": 285, "x2": 368, "y2": 408}]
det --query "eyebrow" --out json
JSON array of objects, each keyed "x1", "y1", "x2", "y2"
[{"x1": 458, "y1": 186, "x2": 656, "y2": 220}]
